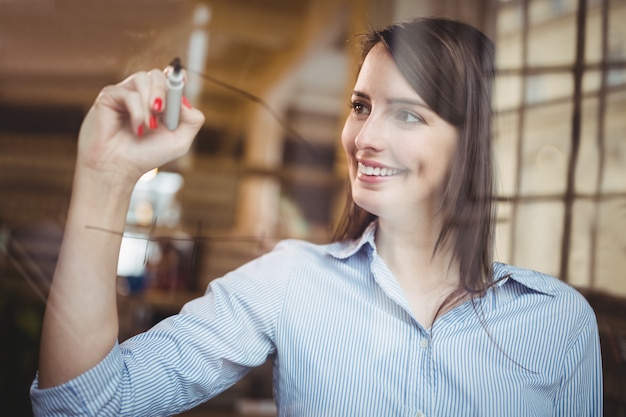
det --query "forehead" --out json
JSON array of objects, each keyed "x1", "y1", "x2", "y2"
[{"x1": 354, "y1": 43, "x2": 418, "y2": 98}]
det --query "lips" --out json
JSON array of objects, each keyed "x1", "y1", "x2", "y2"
[{"x1": 357, "y1": 161, "x2": 402, "y2": 177}]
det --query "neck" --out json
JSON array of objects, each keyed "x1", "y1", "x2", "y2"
[
  {"x1": 375, "y1": 218, "x2": 465, "y2": 328},
  {"x1": 375, "y1": 217, "x2": 459, "y2": 293}
]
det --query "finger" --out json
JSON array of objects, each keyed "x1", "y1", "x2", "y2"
[
  {"x1": 119, "y1": 71, "x2": 153, "y2": 129},
  {"x1": 94, "y1": 85, "x2": 146, "y2": 137},
  {"x1": 148, "y1": 69, "x2": 167, "y2": 117},
  {"x1": 153, "y1": 95, "x2": 204, "y2": 159},
  {"x1": 122, "y1": 69, "x2": 165, "y2": 129},
  {"x1": 177, "y1": 96, "x2": 205, "y2": 139}
]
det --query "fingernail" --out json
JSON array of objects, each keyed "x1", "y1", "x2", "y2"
[
  {"x1": 182, "y1": 95, "x2": 192, "y2": 109},
  {"x1": 149, "y1": 114, "x2": 158, "y2": 129},
  {"x1": 152, "y1": 98, "x2": 163, "y2": 112},
  {"x1": 137, "y1": 125, "x2": 144, "y2": 137}
]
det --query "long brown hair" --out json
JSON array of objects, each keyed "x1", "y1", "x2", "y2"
[{"x1": 334, "y1": 17, "x2": 497, "y2": 295}]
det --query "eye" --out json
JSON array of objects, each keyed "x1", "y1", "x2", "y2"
[
  {"x1": 394, "y1": 109, "x2": 424, "y2": 124},
  {"x1": 350, "y1": 100, "x2": 370, "y2": 115}
]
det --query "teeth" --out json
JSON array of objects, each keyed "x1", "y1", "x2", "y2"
[{"x1": 358, "y1": 162, "x2": 400, "y2": 176}]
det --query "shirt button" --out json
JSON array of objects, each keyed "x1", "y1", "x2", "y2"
[
  {"x1": 415, "y1": 411, "x2": 426, "y2": 417},
  {"x1": 419, "y1": 338, "x2": 429, "y2": 349}
]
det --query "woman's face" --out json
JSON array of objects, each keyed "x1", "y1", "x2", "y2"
[{"x1": 341, "y1": 43, "x2": 459, "y2": 224}]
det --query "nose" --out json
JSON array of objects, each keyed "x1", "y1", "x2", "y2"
[{"x1": 353, "y1": 113, "x2": 385, "y2": 152}]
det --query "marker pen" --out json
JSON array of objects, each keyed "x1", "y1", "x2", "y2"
[{"x1": 164, "y1": 58, "x2": 185, "y2": 131}]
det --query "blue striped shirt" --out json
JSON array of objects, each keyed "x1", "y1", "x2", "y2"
[{"x1": 31, "y1": 222, "x2": 602, "y2": 416}]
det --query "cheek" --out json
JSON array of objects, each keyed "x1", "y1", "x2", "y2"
[{"x1": 340, "y1": 119, "x2": 357, "y2": 156}]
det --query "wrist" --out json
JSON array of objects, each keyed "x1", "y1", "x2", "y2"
[{"x1": 68, "y1": 167, "x2": 135, "y2": 232}]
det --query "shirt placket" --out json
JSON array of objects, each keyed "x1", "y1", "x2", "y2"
[
  {"x1": 413, "y1": 326, "x2": 435, "y2": 417},
  {"x1": 369, "y1": 249, "x2": 438, "y2": 417}
]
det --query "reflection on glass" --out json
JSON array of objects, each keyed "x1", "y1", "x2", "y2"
[
  {"x1": 594, "y1": 199, "x2": 626, "y2": 294},
  {"x1": 584, "y1": 2, "x2": 603, "y2": 64},
  {"x1": 576, "y1": 97, "x2": 601, "y2": 194},
  {"x1": 529, "y1": 0, "x2": 577, "y2": 26},
  {"x1": 521, "y1": 103, "x2": 572, "y2": 195},
  {"x1": 568, "y1": 200, "x2": 594, "y2": 288},
  {"x1": 602, "y1": 90, "x2": 626, "y2": 192},
  {"x1": 494, "y1": 75, "x2": 523, "y2": 111},
  {"x1": 493, "y1": 112, "x2": 520, "y2": 197},
  {"x1": 524, "y1": 72, "x2": 572, "y2": 104},
  {"x1": 497, "y1": 3, "x2": 523, "y2": 35},
  {"x1": 582, "y1": 70, "x2": 601, "y2": 94},
  {"x1": 514, "y1": 201, "x2": 564, "y2": 277},
  {"x1": 494, "y1": 201, "x2": 514, "y2": 265},
  {"x1": 528, "y1": 0, "x2": 577, "y2": 66},
  {"x1": 607, "y1": 69, "x2": 626, "y2": 87}
]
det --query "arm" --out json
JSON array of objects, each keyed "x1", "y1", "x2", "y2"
[
  {"x1": 555, "y1": 305, "x2": 603, "y2": 416},
  {"x1": 32, "y1": 240, "x2": 296, "y2": 416},
  {"x1": 37, "y1": 69, "x2": 205, "y2": 388}
]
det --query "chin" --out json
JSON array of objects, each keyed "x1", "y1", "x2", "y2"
[{"x1": 351, "y1": 189, "x2": 381, "y2": 217}]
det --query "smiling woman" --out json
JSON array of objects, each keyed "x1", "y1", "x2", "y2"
[
  {"x1": 336, "y1": 20, "x2": 496, "y2": 319},
  {"x1": 341, "y1": 42, "x2": 461, "y2": 254},
  {"x1": 29, "y1": 16, "x2": 601, "y2": 417}
]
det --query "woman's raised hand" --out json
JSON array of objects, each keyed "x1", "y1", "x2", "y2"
[
  {"x1": 77, "y1": 68, "x2": 205, "y2": 186},
  {"x1": 36, "y1": 68, "x2": 205, "y2": 390}
]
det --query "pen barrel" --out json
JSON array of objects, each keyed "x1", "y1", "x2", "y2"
[{"x1": 164, "y1": 71, "x2": 184, "y2": 131}]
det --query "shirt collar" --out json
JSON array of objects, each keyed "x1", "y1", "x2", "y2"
[
  {"x1": 325, "y1": 220, "x2": 378, "y2": 260},
  {"x1": 326, "y1": 222, "x2": 557, "y2": 297},
  {"x1": 492, "y1": 262, "x2": 558, "y2": 296}
]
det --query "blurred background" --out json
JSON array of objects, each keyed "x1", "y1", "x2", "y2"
[{"x1": 1, "y1": 0, "x2": 625, "y2": 415}]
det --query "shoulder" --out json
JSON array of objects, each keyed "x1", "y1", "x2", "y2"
[
  {"x1": 492, "y1": 262, "x2": 597, "y2": 326},
  {"x1": 494, "y1": 262, "x2": 587, "y2": 298},
  {"x1": 270, "y1": 238, "x2": 365, "y2": 265},
  {"x1": 236, "y1": 238, "x2": 328, "y2": 269},
  {"x1": 274, "y1": 238, "x2": 334, "y2": 257},
  {"x1": 214, "y1": 239, "x2": 345, "y2": 287},
  {"x1": 488, "y1": 263, "x2": 600, "y2": 372}
]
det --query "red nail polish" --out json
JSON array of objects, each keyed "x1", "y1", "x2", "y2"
[
  {"x1": 149, "y1": 115, "x2": 158, "y2": 129},
  {"x1": 182, "y1": 95, "x2": 192, "y2": 109},
  {"x1": 137, "y1": 125, "x2": 144, "y2": 137},
  {"x1": 152, "y1": 98, "x2": 163, "y2": 112}
]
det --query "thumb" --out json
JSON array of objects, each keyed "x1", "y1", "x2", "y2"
[{"x1": 177, "y1": 95, "x2": 205, "y2": 137}]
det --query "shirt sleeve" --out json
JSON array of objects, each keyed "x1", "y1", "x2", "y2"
[
  {"x1": 31, "y1": 342, "x2": 127, "y2": 416},
  {"x1": 31, "y1": 240, "x2": 296, "y2": 417},
  {"x1": 554, "y1": 301, "x2": 603, "y2": 417}
]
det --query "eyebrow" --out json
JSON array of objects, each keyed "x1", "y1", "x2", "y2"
[{"x1": 351, "y1": 90, "x2": 431, "y2": 110}]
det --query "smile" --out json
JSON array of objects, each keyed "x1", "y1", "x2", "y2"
[{"x1": 357, "y1": 162, "x2": 402, "y2": 177}]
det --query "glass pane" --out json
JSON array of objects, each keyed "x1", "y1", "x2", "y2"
[
  {"x1": 497, "y1": 33, "x2": 524, "y2": 69},
  {"x1": 520, "y1": 102, "x2": 572, "y2": 195},
  {"x1": 607, "y1": 68, "x2": 626, "y2": 87},
  {"x1": 568, "y1": 200, "x2": 594, "y2": 288},
  {"x1": 576, "y1": 97, "x2": 600, "y2": 194},
  {"x1": 601, "y1": 89, "x2": 626, "y2": 192},
  {"x1": 585, "y1": 0, "x2": 604, "y2": 65},
  {"x1": 608, "y1": 1, "x2": 626, "y2": 65},
  {"x1": 594, "y1": 198, "x2": 626, "y2": 296},
  {"x1": 494, "y1": 75, "x2": 523, "y2": 111},
  {"x1": 528, "y1": 0, "x2": 577, "y2": 66},
  {"x1": 494, "y1": 112, "x2": 520, "y2": 197},
  {"x1": 529, "y1": 0, "x2": 577, "y2": 26},
  {"x1": 524, "y1": 72, "x2": 572, "y2": 104},
  {"x1": 513, "y1": 201, "x2": 564, "y2": 277},
  {"x1": 496, "y1": 3, "x2": 524, "y2": 68},
  {"x1": 494, "y1": 201, "x2": 514, "y2": 264},
  {"x1": 582, "y1": 70, "x2": 601, "y2": 94},
  {"x1": 606, "y1": 2, "x2": 626, "y2": 86},
  {"x1": 497, "y1": 2, "x2": 524, "y2": 35}
]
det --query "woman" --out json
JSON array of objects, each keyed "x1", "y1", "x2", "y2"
[{"x1": 31, "y1": 18, "x2": 602, "y2": 416}]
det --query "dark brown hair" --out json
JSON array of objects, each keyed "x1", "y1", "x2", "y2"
[{"x1": 334, "y1": 17, "x2": 497, "y2": 296}]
